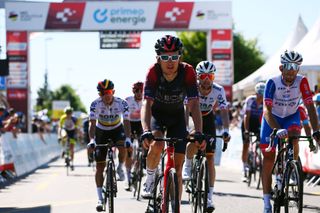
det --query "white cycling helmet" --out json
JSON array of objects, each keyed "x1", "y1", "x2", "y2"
[
  {"x1": 313, "y1": 93, "x2": 320, "y2": 102},
  {"x1": 280, "y1": 50, "x2": 303, "y2": 65},
  {"x1": 255, "y1": 82, "x2": 266, "y2": 95},
  {"x1": 196, "y1": 61, "x2": 216, "y2": 75}
]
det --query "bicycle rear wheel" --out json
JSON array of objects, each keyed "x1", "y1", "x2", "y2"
[
  {"x1": 133, "y1": 151, "x2": 144, "y2": 200},
  {"x1": 196, "y1": 158, "x2": 209, "y2": 213},
  {"x1": 163, "y1": 168, "x2": 179, "y2": 213},
  {"x1": 284, "y1": 160, "x2": 303, "y2": 213},
  {"x1": 151, "y1": 172, "x2": 163, "y2": 213}
]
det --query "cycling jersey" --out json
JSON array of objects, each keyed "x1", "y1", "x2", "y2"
[
  {"x1": 199, "y1": 82, "x2": 228, "y2": 116},
  {"x1": 59, "y1": 114, "x2": 78, "y2": 131},
  {"x1": 264, "y1": 74, "x2": 313, "y2": 118},
  {"x1": 125, "y1": 96, "x2": 142, "y2": 122},
  {"x1": 144, "y1": 62, "x2": 198, "y2": 113},
  {"x1": 89, "y1": 97, "x2": 129, "y2": 131},
  {"x1": 243, "y1": 95, "x2": 263, "y2": 119},
  {"x1": 144, "y1": 62, "x2": 198, "y2": 154}
]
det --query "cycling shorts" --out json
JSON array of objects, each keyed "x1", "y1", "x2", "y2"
[
  {"x1": 241, "y1": 117, "x2": 261, "y2": 143},
  {"x1": 94, "y1": 125, "x2": 126, "y2": 162},
  {"x1": 130, "y1": 121, "x2": 143, "y2": 137},
  {"x1": 203, "y1": 112, "x2": 216, "y2": 153},
  {"x1": 66, "y1": 129, "x2": 76, "y2": 144},
  {"x1": 260, "y1": 110, "x2": 301, "y2": 153},
  {"x1": 151, "y1": 109, "x2": 188, "y2": 154}
]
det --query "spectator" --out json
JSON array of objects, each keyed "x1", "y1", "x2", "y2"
[{"x1": 3, "y1": 108, "x2": 20, "y2": 138}]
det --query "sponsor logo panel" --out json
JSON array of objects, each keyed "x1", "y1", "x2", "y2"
[
  {"x1": 81, "y1": 2, "x2": 158, "y2": 30},
  {"x1": 189, "y1": 1, "x2": 232, "y2": 29},
  {"x1": 45, "y1": 3, "x2": 85, "y2": 29},
  {"x1": 6, "y1": 2, "x2": 49, "y2": 30},
  {"x1": 154, "y1": 2, "x2": 193, "y2": 29}
]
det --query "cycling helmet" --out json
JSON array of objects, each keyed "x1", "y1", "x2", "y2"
[
  {"x1": 313, "y1": 93, "x2": 320, "y2": 102},
  {"x1": 280, "y1": 50, "x2": 303, "y2": 65},
  {"x1": 255, "y1": 82, "x2": 266, "y2": 95},
  {"x1": 155, "y1": 35, "x2": 183, "y2": 55},
  {"x1": 132, "y1": 81, "x2": 144, "y2": 90},
  {"x1": 64, "y1": 106, "x2": 73, "y2": 113},
  {"x1": 97, "y1": 79, "x2": 114, "y2": 93},
  {"x1": 196, "y1": 61, "x2": 216, "y2": 75}
]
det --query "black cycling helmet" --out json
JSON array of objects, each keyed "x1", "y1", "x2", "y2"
[
  {"x1": 97, "y1": 79, "x2": 114, "y2": 93},
  {"x1": 155, "y1": 35, "x2": 183, "y2": 55}
]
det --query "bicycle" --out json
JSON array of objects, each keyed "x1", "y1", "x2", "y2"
[
  {"x1": 246, "y1": 132, "x2": 262, "y2": 189},
  {"x1": 63, "y1": 137, "x2": 72, "y2": 176},
  {"x1": 94, "y1": 139, "x2": 119, "y2": 213},
  {"x1": 146, "y1": 137, "x2": 196, "y2": 213},
  {"x1": 186, "y1": 135, "x2": 227, "y2": 213},
  {"x1": 266, "y1": 129, "x2": 316, "y2": 213},
  {"x1": 130, "y1": 133, "x2": 147, "y2": 200}
]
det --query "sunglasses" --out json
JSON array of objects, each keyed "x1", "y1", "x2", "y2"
[
  {"x1": 101, "y1": 89, "x2": 114, "y2": 95},
  {"x1": 158, "y1": 55, "x2": 180, "y2": 62},
  {"x1": 133, "y1": 89, "x2": 142, "y2": 93},
  {"x1": 199, "y1": 73, "x2": 215, "y2": 81},
  {"x1": 283, "y1": 63, "x2": 300, "y2": 71}
]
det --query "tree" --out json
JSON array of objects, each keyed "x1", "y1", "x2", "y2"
[
  {"x1": 52, "y1": 84, "x2": 87, "y2": 113},
  {"x1": 178, "y1": 31, "x2": 265, "y2": 83},
  {"x1": 36, "y1": 72, "x2": 53, "y2": 112}
]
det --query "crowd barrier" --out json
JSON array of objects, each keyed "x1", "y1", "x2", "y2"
[
  {"x1": 0, "y1": 133, "x2": 61, "y2": 177},
  {"x1": 300, "y1": 143, "x2": 320, "y2": 175}
]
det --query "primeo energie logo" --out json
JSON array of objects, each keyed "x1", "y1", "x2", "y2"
[{"x1": 93, "y1": 7, "x2": 146, "y2": 25}]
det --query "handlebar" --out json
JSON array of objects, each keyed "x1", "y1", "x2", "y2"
[{"x1": 265, "y1": 128, "x2": 316, "y2": 152}]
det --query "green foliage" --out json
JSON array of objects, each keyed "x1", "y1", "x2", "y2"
[
  {"x1": 178, "y1": 32, "x2": 207, "y2": 68},
  {"x1": 35, "y1": 75, "x2": 87, "y2": 115},
  {"x1": 52, "y1": 85, "x2": 87, "y2": 113},
  {"x1": 178, "y1": 31, "x2": 265, "y2": 83},
  {"x1": 233, "y1": 32, "x2": 265, "y2": 83}
]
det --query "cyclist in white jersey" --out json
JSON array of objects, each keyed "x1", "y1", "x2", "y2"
[
  {"x1": 260, "y1": 51, "x2": 320, "y2": 213},
  {"x1": 87, "y1": 79, "x2": 132, "y2": 211},
  {"x1": 182, "y1": 61, "x2": 231, "y2": 211},
  {"x1": 124, "y1": 81, "x2": 144, "y2": 190}
]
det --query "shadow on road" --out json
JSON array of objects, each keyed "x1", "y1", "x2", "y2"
[
  {"x1": 214, "y1": 191, "x2": 262, "y2": 200},
  {"x1": 215, "y1": 178, "x2": 236, "y2": 183},
  {"x1": 304, "y1": 204, "x2": 320, "y2": 212},
  {"x1": 0, "y1": 205, "x2": 51, "y2": 213}
]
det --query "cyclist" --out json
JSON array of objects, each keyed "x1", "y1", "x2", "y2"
[
  {"x1": 87, "y1": 79, "x2": 132, "y2": 210},
  {"x1": 260, "y1": 50, "x2": 320, "y2": 213},
  {"x1": 83, "y1": 116, "x2": 94, "y2": 166},
  {"x1": 140, "y1": 35, "x2": 204, "y2": 201},
  {"x1": 241, "y1": 82, "x2": 265, "y2": 182},
  {"x1": 313, "y1": 93, "x2": 320, "y2": 126},
  {"x1": 58, "y1": 106, "x2": 79, "y2": 170},
  {"x1": 182, "y1": 60, "x2": 231, "y2": 211},
  {"x1": 124, "y1": 81, "x2": 144, "y2": 190}
]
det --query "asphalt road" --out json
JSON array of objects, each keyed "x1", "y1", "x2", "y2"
[{"x1": 0, "y1": 129, "x2": 320, "y2": 213}]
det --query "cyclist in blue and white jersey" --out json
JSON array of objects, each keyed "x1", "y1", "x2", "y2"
[
  {"x1": 241, "y1": 82, "x2": 265, "y2": 181},
  {"x1": 260, "y1": 50, "x2": 320, "y2": 213}
]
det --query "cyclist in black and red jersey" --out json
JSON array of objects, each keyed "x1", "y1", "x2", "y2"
[{"x1": 140, "y1": 35, "x2": 204, "y2": 201}]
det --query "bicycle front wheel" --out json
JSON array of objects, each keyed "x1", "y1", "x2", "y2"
[
  {"x1": 106, "y1": 160, "x2": 115, "y2": 213},
  {"x1": 196, "y1": 158, "x2": 209, "y2": 213},
  {"x1": 164, "y1": 168, "x2": 179, "y2": 213},
  {"x1": 284, "y1": 160, "x2": 303, "y2": 213}
]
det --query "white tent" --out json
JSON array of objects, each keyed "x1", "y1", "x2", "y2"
[
  {"x1": 295, "y1": 17, "x2": 320, "y2": 90},
  {"x1": 233, "y1": 16, "x2": 308, "y2": 99}
]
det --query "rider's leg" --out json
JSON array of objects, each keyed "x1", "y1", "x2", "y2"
[{"x1": 206, "y1": 153, "x2": 215, "y2": 201}]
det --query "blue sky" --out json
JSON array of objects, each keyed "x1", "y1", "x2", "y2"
[{"x1": 28, "y1": 0, "x2": 320, "y2": 111}]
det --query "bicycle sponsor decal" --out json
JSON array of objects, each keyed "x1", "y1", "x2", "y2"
[
  {"x1": 45, "y1": 3, "x2": 85, "y2": 29},
  {"x1": 154, "y1": 2, "x2": 194, "y2": 29}
]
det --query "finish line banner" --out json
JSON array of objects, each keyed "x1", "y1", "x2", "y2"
[
  {"x1": 100, "y1": 31, "x2": 141, "y2": 49},
  {"x1": 5, "y1": 1, "x2": 232, "y2": 31}
]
